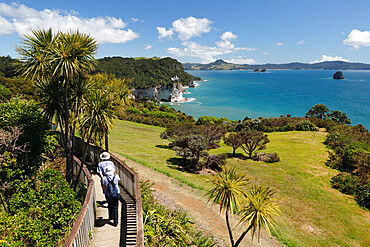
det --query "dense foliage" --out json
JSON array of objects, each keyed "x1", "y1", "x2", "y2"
[
  {"x1": 0, "y1": 169, "x2": 81, "y2": 246},
  {"x1": 0, "y1": 77, "x2": 35, "y2": 99},
  {"x1": 120, "y1": 101, "x2": 195, "y2": 128},
  {"x1": 0, "y1": 98, "x2": 81, "y2": 246},
  {"x1": 0, "y1": 56, "x2": 19, "y2": 78},
  {"x1": 0, "y1": 98, "x2": 50, "y2": 173},
  {"x1": 94, "y1": 57, "x2": 201, "y2": 88},
  {"x1": 141, "y1": 180, "x2": 216, "y2": 246},
  {"x1": 324, "y1": 124, "x2": 370, "y2": 209},
  {"x1": 160, "y1": 123, "x2": 228, "y2": 170}
]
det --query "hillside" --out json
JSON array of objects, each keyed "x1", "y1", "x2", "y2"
[
  {"x1": 94, "y1": 57, "x2": 201, "y2": 88},
  {"x1": 183, "y1": 59, "x2": 370, "y2": 70}
]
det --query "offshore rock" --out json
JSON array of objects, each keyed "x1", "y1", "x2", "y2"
[
  {"x1": 333, "y1": 71, "x2": 344, "y2": 79},
  {"x1": 132, "y1": 83, "x2": 185, "y2": 102}
]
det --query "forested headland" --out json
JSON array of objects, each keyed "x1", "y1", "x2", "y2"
[{"x1": 94, "y1": 56, "x2": 201, "y2": 88}]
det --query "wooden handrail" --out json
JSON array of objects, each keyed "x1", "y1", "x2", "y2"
[
  {"x1": 64, "y1": 156, "x2": 96, "y2": 247},
  {"x1": 59, "y1": 132, "x2": 144, "y2": 247}
]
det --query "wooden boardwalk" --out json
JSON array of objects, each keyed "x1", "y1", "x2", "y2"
[{"x1": 89, "y1": 174, "x2": 137, "y2": 247}]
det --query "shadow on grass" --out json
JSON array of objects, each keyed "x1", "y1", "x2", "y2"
[
  {"x1": 155, "y1": 144, "x2": 172, "y2": 150},
  {"x1": 166, "y1": 157, "x2": 200, "y2": 174}
]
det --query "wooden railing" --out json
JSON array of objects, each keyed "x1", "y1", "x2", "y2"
[
  {"x1": 64, "y1": 156, "x2": 96, "y2": 247},
  {"x1": 64, "y1": 135, "x2": 144, "y2": 247}
]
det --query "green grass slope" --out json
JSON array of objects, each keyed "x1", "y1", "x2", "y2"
[{"x1": 110, "y1": 120, "x2": 370, "y2": 247}]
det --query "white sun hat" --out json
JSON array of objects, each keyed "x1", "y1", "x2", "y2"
[{"x1": 100, "y1": 151, "x2": 110, "y2": 160}]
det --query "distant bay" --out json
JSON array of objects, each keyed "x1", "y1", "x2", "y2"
[{"x1": 164, "y1": 70, "x2": 370, "y2": 129}]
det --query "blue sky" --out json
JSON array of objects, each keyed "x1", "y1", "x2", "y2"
[{"x1": 0, "y1": 0, "x2": 369, "y2": 64}]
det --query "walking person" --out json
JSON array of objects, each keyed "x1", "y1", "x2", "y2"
[
  {"x1": 101, "y1": 165, "x2": 121, "y2": 226},
  {"x1": 97, "y1": 151, "x2": 115, "y2": 179}
]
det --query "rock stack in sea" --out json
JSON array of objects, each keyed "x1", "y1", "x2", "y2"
[{"x1": 333, "y1": 71, "x2": 344, "y2": 79}]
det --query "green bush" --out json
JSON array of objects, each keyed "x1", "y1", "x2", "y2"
[
  {"x1": 355, "y1": 183, "x2": 370, "y2": 209},
  {"x1": 296, "y1": 120, "x2": 318, "y2": 131},
  {"x1": 2, "y1": 169, "x2": 81, "y2": 246},
  {"x1": 126, "y1": 107, "x2": 143, "y2": 115},
  {"x1": 331, "y1": 172, "x2": 359, "y2": 195},
  {"x1": 0, "y1": 98, "x2": 50, "y2": 173}
]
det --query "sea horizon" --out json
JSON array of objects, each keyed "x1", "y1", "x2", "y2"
[{"x1": 164, "y1": 69, "x2": 370, "y2": 129}]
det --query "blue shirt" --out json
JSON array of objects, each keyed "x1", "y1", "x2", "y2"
[{"x1": 97, "y1": 160, "x2": 115, "y2": 177}]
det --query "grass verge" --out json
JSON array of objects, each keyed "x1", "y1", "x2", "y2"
[{"x1": 110, "y1": 120, "x2": 370, "y2": 247}]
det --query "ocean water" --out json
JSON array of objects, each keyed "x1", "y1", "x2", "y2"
[{"x1": 164, "y1": 70, "x2": 370, "y2": 128}]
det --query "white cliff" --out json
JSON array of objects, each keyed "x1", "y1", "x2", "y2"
[{"x1": 132, "y1": 83, "x2": 187, "y2": 102}]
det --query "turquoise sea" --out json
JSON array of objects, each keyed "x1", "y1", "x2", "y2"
[{"x1": 164, "y1": 70, "x2": 370, "y2": 129}]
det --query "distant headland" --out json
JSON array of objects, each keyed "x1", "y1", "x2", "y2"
[{"x1": 183, "y1": 59, "x2": 370, "y2": 70}]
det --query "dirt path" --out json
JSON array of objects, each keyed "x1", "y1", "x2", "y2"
[{"x1": 113, "y1": 153, "x2": 282, "y2": 247}]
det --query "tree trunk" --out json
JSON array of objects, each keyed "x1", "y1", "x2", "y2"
[
  {"x1": 105, "y1": 134, "x2": 109, "y2": 151},
  {"x1": 226, "y1": 210, "x2": 234, "y2": 247},
  {"x1": 234, "y1": 224, "x2": 253, "y2": 247},
  {"x1": 60, "y1": 79, "x2": 73, "y2": 185}
]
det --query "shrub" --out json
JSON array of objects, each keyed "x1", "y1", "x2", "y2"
[
  {"x1": 206, "y1": 154, "x2": 227, "y2": 171},
  {"x1": 296, "y1": 120, "x2": 318, "y2": 131},
  {"x1": 2, "y1": 169, "x2": 81, "y2": 246},
  {"x1": 0, "y1": 98, "x2": 50, "y2": 173},
  {"x1": 331, "y1": 172, "x2": 359, "y2": 195},
  {"x1": 126, "y1": 107, "x2": 143, "y2": 115},
  {"x1": 355, "y1": 183, "x2": 370, "y2": 209},
  {"x1": 252, "y1": 152, "x2": 280, "y2": 163}
]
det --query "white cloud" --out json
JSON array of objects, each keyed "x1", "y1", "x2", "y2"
[
  {"x1": 225, "y1": 57, "x2": 256, "y2": 64},
  {"x1": 167, "y1": 32, "x2": 256, "y2": 63},
  {"x1": 343, "y1": 29, "x2": 370, "y2": 49},
  {"x1": 0, "y1": 3, "x2": 139, "y2": 44},
  {"x1": 143, "y1": 44, "x2": 152, "y2": 50},
  {"x1": 276, "y1": 42, "x2": 284, "y2": 46},
  {"x1": 297, "y1": 40, "x2": 306, "y2": 45},
  {"x1": 157, "y1": 27, "x2": 174, "y2": 39},
  {"x1": 157, "y1": 16, "x2": 212, "y2": 41},
  {"x1": 221, "y1": 31, "x2": 237, "y2": 41},
  {"x1": 310, "y1": 55, "x2": 349, "y2": 64}
]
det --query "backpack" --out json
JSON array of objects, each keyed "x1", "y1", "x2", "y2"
[{"x1": 105, "y1": 175, "x2": 119, "y2": 200}]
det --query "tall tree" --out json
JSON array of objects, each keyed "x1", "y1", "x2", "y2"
[
  {"x1": 17, "y1": 29, "x2": 97, "y2": 184},
  {"x1": 306, "y1": 104, "x2": 330, "y2": 119}
]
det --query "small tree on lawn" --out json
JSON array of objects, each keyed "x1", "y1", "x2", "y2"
[
  {"x1": 239, "y1": 130, "x2": 270, "y2": 158},
  {"x1": 201, "y1": 124, "x2": 226, "y2": 149},
  {"x1": 206, "y1": 166, "x2": 280, "y2": 247},
  {"x1": 172, "y1": 134, "x2": 208, "y2": 169},
  {"x1": 224, "y1": 133, "x2": 243, "y2": 156}
]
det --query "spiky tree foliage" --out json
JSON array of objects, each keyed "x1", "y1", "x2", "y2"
[
  {"x1": 80, "y1": 90, "x2": 117, "y2": 148},
  {"x1": 206, "y1": 167, "x2": 280, "y2": 247},
  {"x1": 206, "y1": 166, "x2": 250, "y2": 246},
  {"x1": 234, "y1": 185, "x2": 280, "y2": 246},
  {"x1": 17, "y1": 28, "x2": 98, "y2": 184}
]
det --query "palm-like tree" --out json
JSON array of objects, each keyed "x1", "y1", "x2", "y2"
[
  {"x1": 17, "y1": 29, "x2": 97, "y2": 184},
  {"x1": 80, "y1": 89, "x2": 117, "y2": 149},
  {"x1": 206, "y1": 167, "x2": 280, "y2": 247},
  {"x1": 234, "y1": 185, "x2": 280, "y2": 246},
  {"x1": 206, "y1": 166, "x2": 250, "y2": 246}
]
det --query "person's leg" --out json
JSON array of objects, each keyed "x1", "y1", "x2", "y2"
[
  {"x1": 108, "y1": 199, "x2": 113, "y2": 220},
  {"x1": 112, "y1": 197, "x2": 119, "y2": 226}
]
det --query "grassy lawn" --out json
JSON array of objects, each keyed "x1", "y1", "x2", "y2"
[{"x1": 110, "y1": 120, "x2": 370, "y2": 247}]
